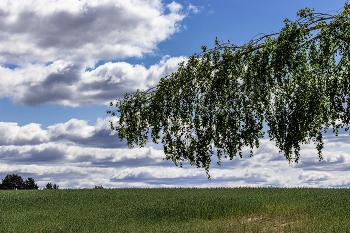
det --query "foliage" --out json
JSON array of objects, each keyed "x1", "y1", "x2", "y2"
[
  {"x1": 1, "y1": 188, "x2": 350, "y2": 232},
  {"x1": 1, "y1": 174, "x2": 24, "y2": 190},
  {"x1": 45, "y1": 182, "x2": 59, "y2": 190},
  {"x1": 24, "y1": 178, "x2": 39, "y2": 190},
  {"x1": 0, "y1": 174, "x2": 39, "y2": 190},
  {"x1": 108, "y1": 3, "x2": 350, "y2": 176},
  {"x1": 94, "y1": 185, "x2": 104, "y2": 189}
]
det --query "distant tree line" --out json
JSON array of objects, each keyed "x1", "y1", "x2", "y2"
[{"x1": 0, "y1": 174, "x2": 59, "y2": 190}]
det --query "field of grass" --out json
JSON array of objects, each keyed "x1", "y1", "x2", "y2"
[{"x1": 1, "y1": 187, "x2": 350, "y2": 232}]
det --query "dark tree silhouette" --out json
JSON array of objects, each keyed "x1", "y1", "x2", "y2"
[
  {"x1": 1, "y1": 174, "x2": 39, "y2": 190},
  {"x1": 45, "y1": 182, "x2": 59, "y2": 189},
  {"x1": 1, "y1": 174, "x2": 24, "y2": 190},
  {"x1": 24, "y1": 177, "x2": 39, "y2": 190}
]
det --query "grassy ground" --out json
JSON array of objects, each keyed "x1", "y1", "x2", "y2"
[{"x1": 1, "y1": 187, "x2": 350, "y2": 232}]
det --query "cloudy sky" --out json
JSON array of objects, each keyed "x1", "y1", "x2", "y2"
[{"x1": 0, "y1": 0, "x2": 349, "y2": 189}]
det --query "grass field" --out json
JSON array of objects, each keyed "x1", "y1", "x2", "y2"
[{"x1": 1, "y1": 187, "x2": 350, "y2": 232}]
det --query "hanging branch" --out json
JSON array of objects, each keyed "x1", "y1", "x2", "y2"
[{"x1": 108, "y1": 3, "x2": 350, "y2": 178}]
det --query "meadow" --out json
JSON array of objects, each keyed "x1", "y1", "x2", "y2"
[{"x1": 1, "y1": 187, "x2": 350, "y2": 232}]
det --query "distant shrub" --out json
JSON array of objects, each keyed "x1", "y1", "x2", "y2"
[{"x1": 45, "y1": 182, "x2": 59, "y2": 190}]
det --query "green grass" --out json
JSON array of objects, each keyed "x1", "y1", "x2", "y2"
[{"x1": 1, "y1": 187, "x2": 350, "y2": 232}]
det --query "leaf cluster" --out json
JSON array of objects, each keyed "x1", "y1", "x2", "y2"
[{"x1": 108, "y1": 3, "x2": 350, "y2": 177}]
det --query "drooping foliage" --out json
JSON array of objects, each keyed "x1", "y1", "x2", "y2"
[{"x1": 108, "y1": 3, "x2": 350, "y2": 177}]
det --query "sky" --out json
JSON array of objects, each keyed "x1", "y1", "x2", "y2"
[{"x1": 0, "y1": 0, "x2": 349, "y2": 189}]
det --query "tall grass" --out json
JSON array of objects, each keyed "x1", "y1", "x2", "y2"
[{"x1": 1, "y1": 187, "x2": 350, "y2": 232}]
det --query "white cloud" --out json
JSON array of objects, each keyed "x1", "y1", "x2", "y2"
[
  {"x1": 167, "y1": 1, "x2": 182, "y2": 13},
  {"x1": 0, "y1": 117, "x2": 123, "y2": 147},
  {"x1": 0, "y1": 56, "x2": 187, "y2": 106},
  {"x1": 0, "y1": 0, "x2": 186, "y2": 66},
  {"x1": 0, "y1": 122, "x2": 47, "y2": 145},
  {"x1": 47, "y1": 118, "x2": 95, "y2": 139},
  {"x1": 299, "y1": 171, "x2": 334, "y2": 183},
  {"x1": 111, "y1": 166, "x2": 203, "y2": 180},
  {"x1": 298, "y1": 171, "x2": 350, "y2": 187},
  {"x1": 188, "y1": 4, "x2": 200, "y2": 13},
  {"x1": 0, "y1": 118, "x2": 350, "y2": 188},
  {"x1": 0, "y1": 1, "x2": 193, "y2": 107}
]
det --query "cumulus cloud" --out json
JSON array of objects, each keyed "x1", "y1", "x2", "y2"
[
  {"x1": 0, "y1": 119, "x2": 350, "y2": 188},
  {"x1": 0, "y1": 145, "x2": 66, "y2": 164},
  {"x1": 298, "y1": 171, "x2": 350, "y2": 187},
  {"x1": 299, "y1": 171, "x2": 334, "y2": 183},
  {"x1": 109, "y1": 166, "x2": 289, "y2": 187},
  {"x1": 0, "y1": 55, "x2": 186, "y2": 106},
  {"x1": 0, "y1": 0, "x2": 186, "y2": 66},
  {"x1": 0, "y1": 117, "x2": 124, "y2": 148},
  {"x1": 0, "y1": 0, "x2": 192, "y2": 107},
  {"x1": 0, "y1": 122, "x2": 47, "y2": 145}
]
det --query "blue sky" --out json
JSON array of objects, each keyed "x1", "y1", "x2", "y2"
[{"x1": 0, "y1": 0, "x2": 349, "y2": 188}]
